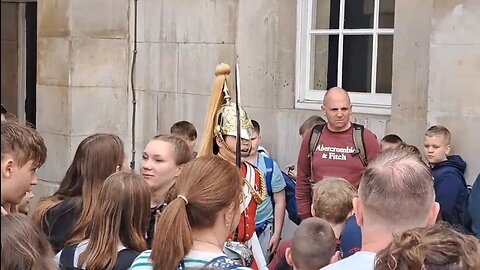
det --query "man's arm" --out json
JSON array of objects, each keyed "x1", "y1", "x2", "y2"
[
  {"x1": 270, "y1": 190, "x2": 285, "y2": 254},
  {"x1": 296, "y1": 128, "x2": 314, "y2": 220},
  {"x1": 269, "y1": 161, "x2": 286, "y2": 254}
]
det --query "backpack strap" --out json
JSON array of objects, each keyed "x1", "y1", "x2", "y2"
[
  {"x1": 262, "y1": 155, "x2": 274, "y2": 197},
  {"x1": 59, "y1": 245, "x2": 78, "y2": 270},
  {"x1": 352, "y1": 123, "x2": 368, "y2": 167},
  {"x1": 114, "y1": 249, "x2": 140, "y2": 270},
  {"x1": 309, "y1": 124, "x2": 325, "y2": 183}
]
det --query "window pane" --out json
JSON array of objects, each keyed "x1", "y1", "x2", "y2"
[
  {"x1": 376, "y1": 35, "x2": 393, "y2": 94},
  {"x1": 311, "y1": 35, "x2": 339, "y2": 90},
  {"x1": 342, "y1": 35, "x2": 372, "y2": 93},
  {"x1": 314, "y1": 0, "x2": 339, "y2": 29},
  {"x1": 344, "y1": 0, "x2": 374, "y2": 29},
  {"x1": 379, "y1": 0, "x2": 395, "y2": 28}
]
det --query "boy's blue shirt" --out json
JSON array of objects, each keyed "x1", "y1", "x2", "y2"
[{"x1": 431, "y1": 155, "x2": 468, "y2": 226}]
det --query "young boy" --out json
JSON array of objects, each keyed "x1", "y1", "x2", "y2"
[
  {"x1": 269, "y1": 177, "x2": 356, "y2": 270},
  {"x1": 170, "y1": 120, "x2": 198, "y2": 158},
  {"x1": 244, "y1": 120, "x2": 286, "y2": 263},
  {"x1": 424, "y1": 125, "x2": 469, "y2": 227},
  {"x1": 380, "y1": 134, "x2": 404, "y2": 152},
  {"x1": 311, "y1": 177, "x2": 358, "y2": 250},
  {"x1": 1, "y1": 121, "x2": 47, "y2": 215},
  {"x1": 285, "y1": 217, "x2": 340, "y2": 270}
]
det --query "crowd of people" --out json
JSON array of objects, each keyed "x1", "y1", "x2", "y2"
[{"x1": 1, "y1": 63, "x2": 479, "y2": 270}]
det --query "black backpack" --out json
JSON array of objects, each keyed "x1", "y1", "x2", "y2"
[{"x1": 309, "y1": 123, "x2": 368, "y2": 170}]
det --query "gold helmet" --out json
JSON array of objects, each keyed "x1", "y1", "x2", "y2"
[{"x1": 199, "y1": 63, "x2": 254, "y2": 157}]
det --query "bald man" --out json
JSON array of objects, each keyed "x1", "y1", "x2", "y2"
[{"x1": 296, "y1": 87, "x2": 380, "y2": 220}]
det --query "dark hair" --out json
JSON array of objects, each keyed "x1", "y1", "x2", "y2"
[
  {"x1": 299, "y1": 116, "x2": 326, "y2": 136},
  {"x1": 375, "y1": 222, "x2": 480, "y2": 270},
  {"x1": 381, "y1": 134, "x2": 404, "y2": 144},
  {"x1": 151, "y1": 156, "x2": 243, "y2": 270},
  {"x1": 251, "y1": 119, "x2": 260, "y2": 134},
  {"x1": 32, "y1": 134, "x2": 124, "y2": 248},
  {"x1": 170, "y1": 121, "x2": 198, "y2": 140},
  {"x1": 291, "y1": 217, "x2": 336, "y2": 270}
]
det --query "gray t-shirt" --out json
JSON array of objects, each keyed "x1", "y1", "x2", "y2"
[{"x1": 322, "y1": 251, "x2": 376, "y2": 270}]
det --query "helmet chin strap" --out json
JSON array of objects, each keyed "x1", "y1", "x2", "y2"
[{"x1": 216, "y1": 135, "x2": 251, "y2": 159}]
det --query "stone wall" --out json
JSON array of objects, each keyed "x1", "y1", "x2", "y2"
[{"x1": 35, "y1": 0, "x2": 130, "y2": 197}]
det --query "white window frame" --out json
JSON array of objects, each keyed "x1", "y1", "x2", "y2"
[{"x1": 295, "y1": 0, "x2": 394, "y2": 115}]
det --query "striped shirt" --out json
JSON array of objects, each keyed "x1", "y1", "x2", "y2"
[{"x1": 130, "y1": 250, "x2": 252, "y2": 270}]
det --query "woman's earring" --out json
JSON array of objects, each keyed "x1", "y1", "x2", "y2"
[{"x1": 116, "y1": 165, "x2": 121, "y2": 172}]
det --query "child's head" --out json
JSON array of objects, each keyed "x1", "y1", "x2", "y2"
[
  {"x1": 424, "y1": 125, "x2": 451, "y2": 165},
  {"x1": 400, "y1": 144, "x2": 422, "y2": 160},
  {"x1": 375, "y1": 222, "x2": 480, "y2": 270},
  {"x1": 312, "y1": 177, "x2": 357, "y2": 226},
  {"x1": 380, "y1": 134, "x2": 404, "y2": 152},
  {"x1": 286, "y1": 217, "x2": 339, "y2": 270},
  {"x1": 299, "y1": 115, "x2": 326, "y2": 138},
  {"x1": 170, "y1": 121, "x2": 197, "y2": 157},
  {"x1": 1, "y1": 121, "x2": 47, "y2": 205},
  {"x1": 249, "y1": 120, "x2": 262, "y2": 155}
]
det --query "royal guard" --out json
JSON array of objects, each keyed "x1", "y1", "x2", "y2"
[{"x1": 198, "y1": 63, "x2": 267, "y2": 269}]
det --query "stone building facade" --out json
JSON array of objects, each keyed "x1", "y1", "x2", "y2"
[{"x1": 1, "y1": 0, "x2": 479, "y2": 202}]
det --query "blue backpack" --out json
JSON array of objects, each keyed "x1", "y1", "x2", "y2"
[{"x1": 263, "y1": 155, "x2": 301, "y2": 225}]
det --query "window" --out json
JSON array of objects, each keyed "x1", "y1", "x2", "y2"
[{"x1": 296, "y1": 0, "x2": 395, "y2": 114}]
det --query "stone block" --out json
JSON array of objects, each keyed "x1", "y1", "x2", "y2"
[
  {"x1": 428, "y1": 45, "x2": 480, "y2": 114},
  {"x1": 70, "y1": 87, "x2": 128, "y2": 136},
  {"x1": 134, "y1": 42, "x2": 178, "y2": 92},
  {"x1": 143, "y1": 0, "x2": 237, "y2": 43},
  {"x1": 37, "y1": 0, "x2": 71, "y2": 37},
  {"x1": 1, "y1": 3, "x2": 17, "y2": 41},
  {"x1": 36, "y1": 85, "x2": 70, "y2": 134},
  {"x1": 178, "y1": 43, "x2": 235, "y2": 95},
  {"x1": 71, "y1": 0, "x2": 128, "y2": 38},
  {"x1": 236, "y1": 0, "x2": 278, "y2": 109},
  {"x1": 390, "y1": 0, "x2": 431, "y2": 123},
  {"x1": 431, "y1": 0, "x2": 480, "y2": 45},
  {"x1": 37, "y1": 37, "x2": 71, "y2": 86},
  {"x1": 135, "y1": 90, "x2": 159, "y2": 144},
  {"x1": 71, "y1": 38, "x2": 128, "y2": 87},
  {"x1": 157, "y1": 92, "x2": 210, "y2": 141},
  {"x1": 37, "y1": 132, "x2": 71, "y2": 183},
  {"x1": 276, "y1": 0, "x2": 297, "y2": 110}
]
